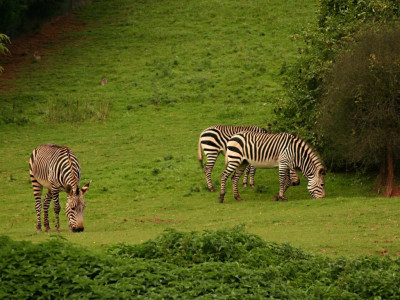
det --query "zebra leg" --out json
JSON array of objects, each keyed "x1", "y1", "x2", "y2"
[
  {"x1": 33, "y1": 185, "x2": 43, "y2": 232},
  {"x1": 232, "y1": 164, "x2": 247, "y2": 201},
  {"x1": 204, "y1": 152, "x2": 219, "y2": 192},
  {"x1": 53, "y1": 191, "x2": 61, "y2": 232},
  {"x1": 219, "y1": 171, "x2": 228, "y2": 203},
  {"x1": 219, "y1": 168, "x2": 235, "y2": 203},
  {"x1": 30, "y1": 173, "x2": 43, "y2": 232},
  {"x1": 219, "y1": 157, "x2": 243, "y2": 203},
  {"x1": 242, "y1": 165, "x2": 251, "y2": 187},
  {"x1": 249, "y1": 166, "x2": 256, "y2": 188},
  {"x1": 275, "y1": 168, "x2": 291, "y2": 202},
  {"x1": 43, "y1": 191, "x2": 52, "y2": 232}
]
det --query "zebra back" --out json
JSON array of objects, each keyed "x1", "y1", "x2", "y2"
[
  {"x1": 199, "y1": 125, "x2": 267, "y2": 154},
  {"x1": 229, "y1": 132, "x2": 324, "y2": 179},
  {"x1": 30, "y1": 144, "x2": 81, "y2": 191}
]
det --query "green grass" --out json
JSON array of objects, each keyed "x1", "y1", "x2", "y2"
[{"x1": 0, "y1": 0, "x2": 399, "y2": 258}]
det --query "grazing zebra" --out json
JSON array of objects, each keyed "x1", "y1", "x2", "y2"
[
  {"x1": 218, "y1": 132, "x2": 326, "y2": 203},
  {"x1": 29, "y1": 144, "x2": 90, "y2": 233},
  {"x1": 198, "y1": 125, "x2": 300, "y2": 192}
]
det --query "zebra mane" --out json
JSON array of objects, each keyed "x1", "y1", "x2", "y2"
[
  {"x1": 65, "y1": 148, "x2": 79, "y2": 188},
  {"x1": 290, "y1": 134, "x2": 325, "y2": 176}
]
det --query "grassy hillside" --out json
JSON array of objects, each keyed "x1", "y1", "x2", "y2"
[{"x1": 0, "y1": 0, "x2": 399, "y2": 257}]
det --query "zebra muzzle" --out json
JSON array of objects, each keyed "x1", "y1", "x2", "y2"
[{"x1": 72, "y1": 227, "x2": 84, "y2": 232}]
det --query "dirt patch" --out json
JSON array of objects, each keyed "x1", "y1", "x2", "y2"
[
  {"x1": 0, "y1": 12, "x2": 86, "y2": 91},
  {"x1": 388, "y1": 185, "x2": 400, "y2": 197}
]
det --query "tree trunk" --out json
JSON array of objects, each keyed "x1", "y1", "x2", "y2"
[{"x1": 383, "y1": 142, "x2": 394, "y2": 197}]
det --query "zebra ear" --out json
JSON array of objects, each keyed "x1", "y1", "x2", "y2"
[
  {"x1": 81, "y1": 182, "x2": 90, "y2": 195},
  {"x1": 65, "y1": 184, "x2": 73, "y2": 195}
]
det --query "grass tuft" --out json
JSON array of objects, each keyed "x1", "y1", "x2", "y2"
[{"x1": 46, "y1": 97, "x2": 111, "y2": 123}]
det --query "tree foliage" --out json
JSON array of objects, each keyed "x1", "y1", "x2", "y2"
[
  {"x1": 273, "y1": 0, "x2": 400, "y2": 150},
  {"x1": 319, "y1": 26, "x2": 400, "y2": 195},
  {"x1": 0, "y1": 33, "x2": 10, "y2": 73},
  {"x1": 0, "y1": 0, "x2": 74, "y2": 38}
]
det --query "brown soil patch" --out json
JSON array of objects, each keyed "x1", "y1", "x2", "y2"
[
  {"x1": 0, "y1": 12, "x2": 86, "y2": 91},
  {"x1": 388, "y1": 185, "x2": 400, "y2": 197}
]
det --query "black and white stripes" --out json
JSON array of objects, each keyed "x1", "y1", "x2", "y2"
[
  {"x1": 198, "y1": 125, "x2": 300, "y2": 192},
  {"x1": 29, "y1": 144, "x2": 90, "y2": 232},
  {"x1": 218, "y1": 132, "x2": 326, "y2": 202},
  {"x1": 199, "y1": 125, "x2": 275, "y2": 191}
]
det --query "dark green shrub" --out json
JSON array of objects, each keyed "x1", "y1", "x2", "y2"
[{"x1": 319, "y1": 26, "x2": 400, "y2": 194}]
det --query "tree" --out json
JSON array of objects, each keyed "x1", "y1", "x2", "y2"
[
  {"x1": 273, "y1": 0, "x2": 400, "y2": 148},
  {"x1": 319, "y1": 26, "x2": 400, "y2": 197},
  {"x1": 0, "y1": 33, "x2": 10, "y2": 73}
]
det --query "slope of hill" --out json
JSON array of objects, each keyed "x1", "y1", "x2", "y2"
[{"x1": 0, "y1": 0, "x2": 398, "y2": 257}]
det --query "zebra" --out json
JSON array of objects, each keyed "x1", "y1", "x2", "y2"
[
  {"x1": 218, "y1": 132, "x2": 326, "y2": 203},
  {"x1": 29, "y1": 144, "x2": 90, "y2": 233},
  {"x1": 198, "y1": 125, "x2": 300, "y2": 192}
]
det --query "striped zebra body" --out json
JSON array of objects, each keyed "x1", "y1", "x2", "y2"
[
  {"x1": 29, "y1": 144, "x2": 90, "y2": 232},
  {"x1": 219, "y1": 132, "x2": 326, "y2": 202},
  {"x1": 198, "y1": 125, "x2": 300, "y2": 192}
]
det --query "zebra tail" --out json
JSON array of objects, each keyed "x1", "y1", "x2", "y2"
[{"x1": 198, "y1": 138, "x2": 203, "y2": 169}]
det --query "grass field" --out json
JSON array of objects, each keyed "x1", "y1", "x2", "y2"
[{"x1": 0, "y1": 0, "x2": 399, "y2": 258}]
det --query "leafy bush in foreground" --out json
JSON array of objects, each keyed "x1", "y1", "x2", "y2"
[{"x1": 1, "y1": 227, "x2": 399, "y2": 299}]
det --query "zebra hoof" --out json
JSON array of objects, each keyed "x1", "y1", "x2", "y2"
[
  {"x1": 235, "y1": 196, "x2": 243, "y2": 202},
  {"x1": 218, "y1": 196, "x2": 225, "y2": 203},
  {"x1": 243, "y1": 183, "x2": 248, "y2": 188},
  {"x1": 36, "y1": 228, "x2": 42, "y2": 233},
  {"x1": 273, "y1": 195, "x2": 288, "y2": 202},
  {"x1": 45, "y1": 227, "x2": 51, "y2": 233},
  {"x1": 210, "y1": 188, "x2": 216, "y2": 192}
]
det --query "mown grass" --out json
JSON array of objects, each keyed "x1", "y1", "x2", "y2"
[{"x1": 0, "y1": 0, "x2": 399, "y2": 259}]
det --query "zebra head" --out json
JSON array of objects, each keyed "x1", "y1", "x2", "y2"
[
  {"x1": 307, "y1": 168, "x2": 326, "y2": 199},
  {"x1": 65, "y1": 182, "x2": 90, "y2": 232},
  {"x1": 290, "y1": 169, "x2": 301, "y2": 186}
]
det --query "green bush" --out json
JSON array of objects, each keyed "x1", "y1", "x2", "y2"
[{"x1": 1, "y1": 227, "x2": 400, "y2": 298}]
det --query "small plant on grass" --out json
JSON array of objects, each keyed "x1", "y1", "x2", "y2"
[{"x1": 255, "y1": 185, "x2": 269, "y2": 194}]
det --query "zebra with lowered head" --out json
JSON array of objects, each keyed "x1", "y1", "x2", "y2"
[
  {"x1": 198, "y1": 125, "x2": 300, "y2": 192},
  {"x1": 29, "y1": 144, "x2": 90, "y2": 232},
  {"x1": 219, "y1": 132, "x2": 326, "y2": 203}
]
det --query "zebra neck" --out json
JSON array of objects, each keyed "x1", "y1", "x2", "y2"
[
  {"x1": 292, "y1": 139, "x2": 321, "y2": 179},
  {"x1": 59, "y1": 149, "x2": 80, "y2": 190}
]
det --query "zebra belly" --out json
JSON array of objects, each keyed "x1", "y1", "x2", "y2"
[
  {"x1": 36, "y1": 177, "x2": 52, "y2": 190},
  {"x1": 246, "y1": 158, "x2": 279, "y2": 169}
]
